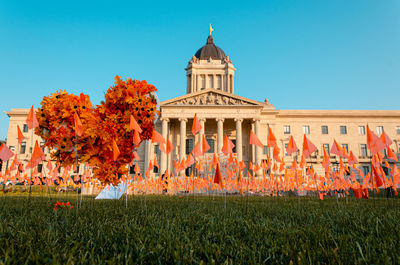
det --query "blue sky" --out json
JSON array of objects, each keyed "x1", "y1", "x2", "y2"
[{"x1": 0, "y1": 0, "x2": 399, "y2": 140}]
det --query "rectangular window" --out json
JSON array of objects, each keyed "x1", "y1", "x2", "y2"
[
  {"x1": 208, "y1": 75, "x2": 213, "y2": 88},
  {"x1": 340, "y1": 126, "x2": 347, "y2": 135},
  {"x1": 377, "y1": 126, "x2": 384, "y2": 135},
  {"x1": 216, "y1": 75, "x2": 222, "y2": 90},
  {"x1": 321, "y1": 126, "x2": 328, "y2": 135},
  {"x1": 23, "y1": 124, "x2": 29, "y2": 132},
  {"x1": 342, "y1": 144, "x2": 348, "y2": 152},
  {"x1": 263, "y1": 146, "x2": 268, "y2": 155},
  {"x1": 20, "y1": 142, "x2": 26, "y2": 154},
  {"x1": 37, "y1": 164, "x2": 43, "y2": 173},
  {"x1": 153, "y1": 164, "x2": 159, "y2": 173},
  {"x1": 9, "y1": 146, "x2": 15, "y2": 152},
  {"x1": 303, "y1": 125, "x2": 310, "y2": 135},
  {"x1": 186, "y1": 139, "x2": 193, "y2": 154},
  {"x1": 154, "y1": 144, "x2": 160, "y2": 155},
  {"x1": 206, "y1": 139, "x2": 215, "y2": 153},
  {"x1": 283, "y1": 125, "x2": 290, "y2": 135},
  {"x1": 360, "y1": 144, "x2": 368, "y2": 157},
  {"x1": 358, "y1": 126, "x2": 365, "y2": 135},
  {"x1": 284, "y1": 144, "x2": 288, "y2": 156},
  {"x1": 397, "y1": 126, "x2": 400, "y2": 135},
  {"x1": 323, "y1": 144, "x2": 330, "y2": 155},
  {"x1": 40, "y1": 141, "x2": 45, "y2": 153},
  {"x1": 361, "y1": 166, "x2": 370, "y2": 176},
  {"x1": 231, "y1": 139, "x2": 236, "y2": 153},
  {"x1": 201, "y1": 75, "x2": 205, "y2": 90},
  {"x1": 75, "y1": 165, "x2": 79, "y2": 174}
]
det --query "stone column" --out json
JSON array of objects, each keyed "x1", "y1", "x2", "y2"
[
  {"x1": 160, "y1": 118, "x2": 169, "y2": 175},
  {"x1": 235, "y1": 118, "x2": 243, "y2": 161},
  {"x1": 254, "y1": 118, "x2": 262, "y2": 177},
  {"x1": 216, "y1": 118, "x2": 224, "y2": 154},
  {"x1": 199, "y1": 118, "x2": 205, "y2": 148},
  {"x1": 179, "y1": 118, "x2": 187, "y2": 163}
]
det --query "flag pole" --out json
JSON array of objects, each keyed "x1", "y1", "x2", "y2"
[{"x1": 29, "y1": 124, "x2": 33, "y2": 199}]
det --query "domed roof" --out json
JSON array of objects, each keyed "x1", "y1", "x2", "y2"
[{"x1": 194, "y1": 35, "x2": 226, "y2": 60}]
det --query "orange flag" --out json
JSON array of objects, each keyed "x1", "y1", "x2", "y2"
[
  {"x1": 202, "y1": 134, "x2": 210, "y2": 155},
  {"x1": 0, "y1": 143, "x2": 14, "y2": 162},
  {"x1": 148, "y1": 160, "x2": 154, "y2": 172},
  {"x1": 26, "y1": 105, "x2": 39, "y2": 130},
  {"x1": 267, "y1": 127, "x2": 277, "y2": 148},
  {"x1": 286, "y1": 136, "x2": 299, "y2": 155},
  {"x1": 74, "y1": 112, "x2": 83, "y2": 137},
  {"x1": 17, "y1": 125, "x2": 24, "y2": 145},
  {"x1": 273, "y1": 146, "x2": 282, "y2": 162},
  {"x1": 302, "y1": 134, "x2": 317, "y2": 159},
  {"x1": 249, "y1": 130, "x2": 263, "y2": 148},
  {"x1": 29, "y1": 140, "x2": 45, "y2": 168},
  {"x1": 129, "y1": 115, "x2": 142, "y2": 133},
  {"x1": 387, "y1": 147, "x2": 398, "y2": 162},
  {"x1": 192, "y1": 141, "x2": 202, "y2": 158},
  {"x1": 112, "y1": 139, "x2": 120, "y2": 161},
  {"x1": 46, "y1": 160, "x2": 53, "y2": 171},
  {"x1": 299, "y1": 154, "x2": 306, "y2": 169},
  {"x1": 380, "y1": 130, "x2": 393, "y2": 148},
  {"x1": 185, "y1": 153, "x2": 194, "y2": 168},
  {"x1": 154, "y1": 155, "x2": 159, "y2": 169},
  {"x1": 166, "y1": 135, "x2": 174, "y2": 155},
  {"x1": 221, "y1": 133, "x2": 234, "y2": 156},
  {"x1": 348, "y1": 151, "x2": 358, "y2": 165},
  {"x1": 192, "y1": 113, "x2": 202, "y2": 136},
  {"x1": 366, "y1": 125, "x2": 385, "y2": 155},
  {"x1": 330, "y1": 140, "x2": 342, "y2": 157},
  {"x1": 212, "y1": 153, "x2": 219, "y2": 168},
  {"x1": 151, "y1": 130, "x2": 166, "y2": 152},
  {"x1": 322, "y1": 146, "x2": 331, "y2": 169},
  {"x1": 133, "y1": 130, "x2": 141, "y2": 147}
]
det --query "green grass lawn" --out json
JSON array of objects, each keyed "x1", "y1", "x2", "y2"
[{"x1": 0, "y1": 195, "x2": 399, "y2": 264}]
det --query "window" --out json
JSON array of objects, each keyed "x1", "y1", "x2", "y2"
[
  {"x1": 153, "y1": 164, "x2": 159, "y2": 173},
  {"x1": 186, "y1": 139, "x2": 193, "y2": 154},
  {"x1": 284, "y1": 144, "x2": 288, "y2": 156},
  {"x1": 23, "y1": 124, "x2": 29, "y2": 132},
  {"x1": 231, "y1": 139, "x2": 236, "y2": 153},
  {"x1": 40, "y1": 141, "x2": 45, "y2": 153},
  {"x1": 303, "y1": 125, "x2": 310, "y2": 135},
  {"x1": 360, "y1": 144, "x2": 368, "y2": 157},
  {"x1": 283, "y1": 125, "x2": 290, "y2": 135},
  {"x1": 361, "y1": 166, "x2": 370, "y2": 176},
  {"x1": 358, "y1": 126, "x2": 365, "y2": 135},
  {"x1": 377, "y1": 126, "x2": 384, "y2": 135},
  {"x1": 20, "y1": 142, "x2": 26, "y2": 154},
  {"x1": 154, "y1": 144, "x2": 160, "y2": 155},
  {"x1": 216, "y1": 75, "x2": 222, "y2": 90},
  {"x1": 342, "y1": 144, "x2": 348, "y2": 153},
  {"x1": 9, "y1": 146, "x2": 15, "y2": 152},
  {"x1": 206, "y1": 139, "x2": 215, "y2": 153},
  {"x1": 75, "y1": 165, "x2": 79, "y2": 174},
  {"x1": 200, "y1": 75, "x2": 205, "y2": 90},
  {"x1": 323, "y1": 144, "x2": 330, "y2": 155},
  {"x1": 321, "y1": 126, "x2": 328, "y2": 135},
  {"x1": 340, "y1": 126, "x2": 347, "y2": 135},
  {"x1": 263, "y1": 146, "x2": 268, "y2": 155},
  {"x1": 208, "y1": 75, "x2": 213, "y2": 88},
  {"x1": 37, "y1": 164, "x2": 43, "y2": 173},
  {"x1": 396, "y1": 126, "x2": 400, "y2": 135}
]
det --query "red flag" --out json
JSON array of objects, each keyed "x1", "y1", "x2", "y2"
[
  {"x1": 129, "y1": 115, "x2": 142, "y2": 133},
  {"x1": 302, "y1": 135, "x2": 317, "y2": 159},
  {"x1": 192, "y1": 113, "x2": 202, "y2": 136},
  {"x1": 322, "y1": 146, "x2": 331, "y2": 169},
  {"x1": 152, "y1": 130, "x2": 166, "y2": 152},
  {"x1": 330, "y1": 140, "x2": 343, "y2": 157},
  {"x1": 372, "y1": 165, "x2": 383, "y2": 187},
  {"x1": 387, "y1": 147, "x2": 398, "y2": 162},
  {"x1": 286, "y1": 136, "x2": 299, "y2": 156},
  {"x1": 74, "y1": 112, "x2": 83, "y2": 137},
  {"x1": 380, "y1": 130, "x2": 393, "y2": 148},
  {"x1": 26, "y1": 105, "x2": 39, "y2": 130},
  {"x1": 273, "y1": 146, "x2": 282, "y2": 162},
  {"x1": 29, "y1": 140, "x2": 45, "y2": 168},
  {"x1": 267, "y1": 127, "x2": 277, "y2": 148},
  {"x1": 366, "y1": 125, "x2": 385, "y2": 155},
  {"x1": 154, "y1": 156, "x2": 159, "y2": 169},
  {"x1": 213, "y1": 162, "x2": 222, "y2": 186},
  {"x1": 249, "y1": 130, "x2": 263, "y2": 148},
  {"x1": 202, "y1": 134, "x2": 210, "y2": 155},
  {"x1": 112, "y1": 139, "x2": 120, "y2": 161},
  {"x1": 0, "y1": 143, "x2": 14, "y2": 162},
  {"x1": 166, "y1": 135, "x2": 173, "y2": 155},
  {"x1": 299, "y1": 154, "x2": 306, "y2": 169},
  {"x1": 17, "y1": 125, "x2": 24, "y2": 145},
  {"x1": 46, "y1": 160, "x2": 53, "y2": 171}
]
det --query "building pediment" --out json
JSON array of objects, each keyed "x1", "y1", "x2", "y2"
[{"x1": 161, "y1": 89, "x2": 268, "y2": 107}]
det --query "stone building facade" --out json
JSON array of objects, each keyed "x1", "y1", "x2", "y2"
[{"x1": 3, "y1": 34, "x2": 400, "y2": 178}]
